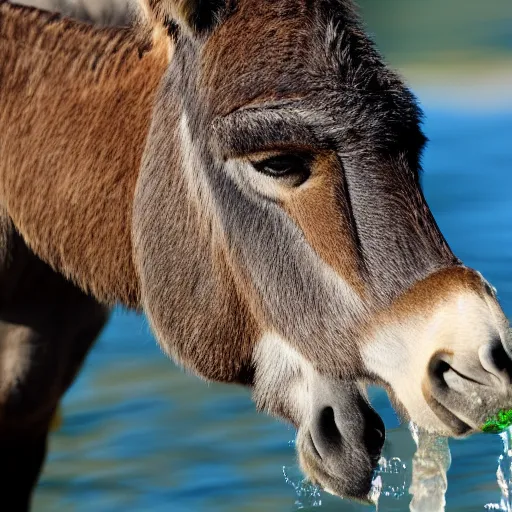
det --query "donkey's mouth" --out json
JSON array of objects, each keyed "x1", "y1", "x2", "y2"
[
  {"x1": 426, "y1": 391, "x2": 473, "y2": 436},
  {"x1": 423, "y1": 353, "x2": 512, "y2": 437}
]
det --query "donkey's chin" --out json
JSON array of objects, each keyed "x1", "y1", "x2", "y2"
[{"x1": 295, "y1": 429, "x2": 378, "y2": 503}]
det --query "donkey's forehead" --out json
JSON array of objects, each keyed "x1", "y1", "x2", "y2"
[
  {"x1": 201, "y1": 0, "x2": 314, "y2": 109},
  {"x1": 200, "y1": 0, "x2": 418, "y2": 131}
]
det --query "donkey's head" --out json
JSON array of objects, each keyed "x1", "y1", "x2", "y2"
[{"x1": 133, "y1": 0, "x2": 512, "y2": 498}]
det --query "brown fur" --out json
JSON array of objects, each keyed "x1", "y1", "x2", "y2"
[
  {"x1": 284, "y1": 152, "x2": 365, "y2": 296},
  {"x1": 201, "y1": 0, "x2": 314, "y2": 116},
  {"x1": 380, "y1": 266, "x2": 489, "y2": 323},
  {"x1": 0, "y1": 1, "x2": 168, "y2": 307}
]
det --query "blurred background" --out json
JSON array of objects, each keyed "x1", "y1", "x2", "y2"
[{"x1": 10, "y1": 0, "x2": 511, "y2": 510}]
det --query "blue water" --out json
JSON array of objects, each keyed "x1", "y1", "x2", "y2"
[{"x1": 34, "y1": 102, "x2": 512, "y2": 511}]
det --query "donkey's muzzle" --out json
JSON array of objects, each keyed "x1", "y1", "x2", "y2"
[
  {"x1": 310, "y1": 402, "x2": 385, "y2": 465},
  {"x1": 426, "y1": 335, "x2": 512, "y2": 436},
  {"x1": 299, "y1": 390, "x2": 385, "y2": 499}
]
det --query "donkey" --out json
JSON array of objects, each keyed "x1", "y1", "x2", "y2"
[
  {"x1": 0, "y1": 1, "x2": 385, "y2": 506},
  {"x1": 0, "y1": 0, "x2": 511, "y2": 508}
]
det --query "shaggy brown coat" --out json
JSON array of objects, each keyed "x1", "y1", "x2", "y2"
[{"x1": 0, "y1": 0, "x2": 168, "y2": 306}]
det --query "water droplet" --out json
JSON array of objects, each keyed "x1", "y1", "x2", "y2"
[
  {"x1": 487, "y1": 427, "x2": 512, "y2": 511},
  {"x1": 497, "y1": 428, "x2": 512, "y2": 511},
  {"x1": 373, "y1": 456, "x2": 409, "y2": 499},
  {"x1": 283, "y1": 465, "x2": 323, "y2": 509}
]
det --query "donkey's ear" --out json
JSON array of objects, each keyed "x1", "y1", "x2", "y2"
[{"x1": 144, "y1": 0, "x2": 226, "y2": 36}]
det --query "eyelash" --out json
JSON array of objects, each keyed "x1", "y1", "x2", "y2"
[{"x1": 252, "y1": 154, "x2": 312, "y2": 185}]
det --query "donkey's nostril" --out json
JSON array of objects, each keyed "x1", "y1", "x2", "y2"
[
  {"x1": 308, "y1": 406, "x2": 343, "y2": 461},
  {"x1": 479, "y1": 338, "x2": 512, "y2": 387},
  {"x1": 363, "y1": 414, "x2": 386, "y2": 457},
  {"x1": 428, "y1": 354, "x2": 452, "y2": 388},
  {"x1": 489, "y1": 339, "x2": 512, "y2": 376},
  {"x1": 318, "y1": 406, "x2": 342, "y2": 445}
]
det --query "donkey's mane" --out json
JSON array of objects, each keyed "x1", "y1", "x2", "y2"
[{"x1": 0, "y1": 0, "x2": 154, "y2": 84}]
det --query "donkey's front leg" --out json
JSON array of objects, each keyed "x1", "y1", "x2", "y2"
[{"x1": 0, "y1": 240, "x2": 109, "y2": 511}]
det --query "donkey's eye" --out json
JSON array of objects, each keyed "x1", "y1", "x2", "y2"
[{"x1": 252, "y1": 154, "x2": 312, "y2": 184}]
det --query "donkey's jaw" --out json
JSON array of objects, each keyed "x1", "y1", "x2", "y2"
[{"x1": 363, "y1": 268, "x2": 512, "y2": 437}]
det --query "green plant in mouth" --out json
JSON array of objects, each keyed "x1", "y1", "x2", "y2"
[{"x1": 482, "y1": 409, "x2": 512, "y2": 434}]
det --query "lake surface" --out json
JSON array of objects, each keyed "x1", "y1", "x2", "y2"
[{"x1": 32, "y1": 96, "x2": 512, "y2": 511}]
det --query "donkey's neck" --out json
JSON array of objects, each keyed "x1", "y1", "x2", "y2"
[{"x1": 0, "y1": 2, "x2": 169, "y2": 307}]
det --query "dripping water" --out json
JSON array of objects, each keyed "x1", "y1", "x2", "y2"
[{"x1": 486, "y1": 427, "x2": 512, "y2": 511}]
